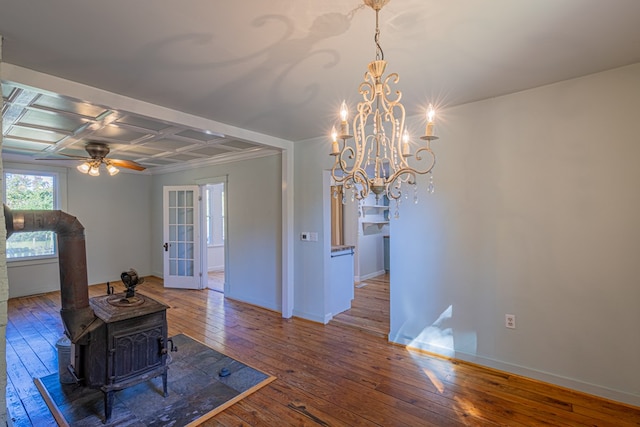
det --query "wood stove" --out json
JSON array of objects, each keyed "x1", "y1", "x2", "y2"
[
  {"x1": 3, "y1": 206, "x2": 175, "y2": 423},
  {"x1": 72, "y1": 292, "x2": 170, "y2": 421}
]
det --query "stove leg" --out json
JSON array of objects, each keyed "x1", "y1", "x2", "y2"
[
  {"x1": 162, "y1": 370, "x2": 168, "y2": 397},
  {"x1": 104, "y1": 390, "x2": 114, "y2": 423}
]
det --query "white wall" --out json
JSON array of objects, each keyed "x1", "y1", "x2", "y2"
[
  {"x1": 6, "y1": 163, "x2": 152, "y2": 297},
  {"x1": 389, "y1": 63, "x2": 640, "y2": 406},
  {"x1": 206, "y1": 183, "x2": 225, "y2": 271},
  {"x1": 68, "y1": 169, "x2": 153, "y2": 286},
  {"x1": 357, "y1": 232, "x2": 385, "y2": 280},
  {"x1": 293, "y1": 142, "x2": 331, "y2": 322},
  {"x1": 358, "y1": 193, "x2": 388, "y2": 280},
  {"x1": 207, "y1": 245, "x2": 224, "y2": 271},
  {"x1": 150, "y1": 154, "x2": 282, "y2": 311}
]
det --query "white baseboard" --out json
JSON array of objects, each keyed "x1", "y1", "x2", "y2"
[
  {"x1": 391, "y1": 335, "x2": 640, "y2": 408},
  {"x1": 292, "y1": 308, "x2": 330, "y2": 324},
  {"x1": 359, "y1": 269, "x2": 386, "y2": 281}
]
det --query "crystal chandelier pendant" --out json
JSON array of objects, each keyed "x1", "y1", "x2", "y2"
[
  {"x1": 428, "y1": 172, "x2": 435, "y2": 194},
  {"x1": 329, "y1": 0, "x2": 443, "y2": 218}
]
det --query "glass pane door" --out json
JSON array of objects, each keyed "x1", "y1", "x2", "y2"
[{"x1": 163, "y1": 186, "x2": 200, "y2": 289}]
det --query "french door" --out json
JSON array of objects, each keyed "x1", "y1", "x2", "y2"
[{"x1": 163, "y1": 186, "x2": 201, "y2": 289}]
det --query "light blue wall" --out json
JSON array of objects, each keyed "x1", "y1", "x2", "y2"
[
  {"x1": 290, "y1": 63, "x2": 640, "y2": 406},
  {"x1": 292, "y1": 139, "x2": 333, "y2": 322},
  {"x1": 6, "y1": 152, "x2": 283, "y2": 314},
  {"x1": 150, "y1": 154, "x2": 282, "y2": 311},
  {"x1": 388, "y1": 63, "x2": 640, "y2": 405},
  {"x1": 6, "y1": 164, "x2": 152, "y2": 297},
  {"x1": 5, "y1": 63, "x2": 640, "y2": 406},
  {"x1": 68, "y1": 168, "x2": 153, "y2": 286}
]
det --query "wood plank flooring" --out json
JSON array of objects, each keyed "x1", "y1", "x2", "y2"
[
  {"x1": 6, "y1": 277, "x2": 640, "y2": 426},
  {"x1": 331, "y1": 273, "x2": 390, "y2": 338},
  {"x1": 208, "y1": 270, "x2": 225, "y2": 293}
]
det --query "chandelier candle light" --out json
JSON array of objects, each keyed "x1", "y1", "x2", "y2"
[{"x1": 330, "y1": 0, "x2": 441, "y2": 218}]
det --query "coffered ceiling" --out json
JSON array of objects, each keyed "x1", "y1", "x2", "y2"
[
  {"x1": 1, "y1": 81, "x2": 272, "y2": 173},
  {"x1": 1, "y1": 0, "x2": 640, "y2": 173}
]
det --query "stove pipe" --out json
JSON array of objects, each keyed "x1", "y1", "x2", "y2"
[{"x1": 3, "y1": 205, "x2": 100, "y2": 342}]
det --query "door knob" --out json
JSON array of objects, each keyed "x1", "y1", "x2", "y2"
[{"x1": 163, "y1": 243, "x2": 169, "y2": 252}]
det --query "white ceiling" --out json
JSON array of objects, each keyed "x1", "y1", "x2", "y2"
[{"x1": 1, "y1": 0, "x2": 640, "y2": 172}]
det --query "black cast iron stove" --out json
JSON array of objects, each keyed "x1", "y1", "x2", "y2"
[{"x1": 75, "y1": 280, "x2": 170, "y2": 421}]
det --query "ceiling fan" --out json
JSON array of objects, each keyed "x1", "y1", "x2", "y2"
[{"x1": 43, "y1": 141, "x2": 146, "y2": 176}]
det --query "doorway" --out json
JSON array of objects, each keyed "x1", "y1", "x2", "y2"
[
  {"x1": 325, "y1": 173, "x2": 390, "y2": 336},
  {"x1": 201, "y1": 180, "x2": 227, "y2": 293}
]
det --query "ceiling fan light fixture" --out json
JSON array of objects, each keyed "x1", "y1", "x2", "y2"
[
  {"x1": 77, "y1": 162, "x2": 91, "y2": 174},
  {"x1": 106, "y1": 164, "x2": 120, "y2": 176},
  {"x1": 88, "y1": 166, "x2": 100, "y2": 177}
]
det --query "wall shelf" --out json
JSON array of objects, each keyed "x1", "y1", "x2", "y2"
[
  {"x1": 359, "y1": 195, "x2": 390, "y2": 234},
  {"x1": 361, "y1": 220, "x2": 389, "y2": 231},
  {"x1": 361, "y1": 204, "x2": 389, "y2": 218}
]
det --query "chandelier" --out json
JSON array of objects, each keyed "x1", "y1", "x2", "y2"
[{"x1": 330, "y1": 0, "x2": 441, "y2": 217}]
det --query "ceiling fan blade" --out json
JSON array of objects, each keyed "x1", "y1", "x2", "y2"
[
  {"x1": 36, "y1": 155, "x2": 90, "y2": 161},
  {"x1": 60, "y1": 153, "x2": 92, "y2": 160},
  {"x1": 109, "y1": 158, "x2": 146, "y2": 171}
]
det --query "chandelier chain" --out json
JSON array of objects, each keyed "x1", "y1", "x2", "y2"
[{"x1": 374, "y1": 9, "x2": 384, "y2": 61}]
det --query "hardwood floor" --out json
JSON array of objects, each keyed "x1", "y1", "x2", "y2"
[
  {"x1": 208, "y1": 269, "x2": 225, "y2": 292},
  {"x1": 6, "y1": 277, "x2": 640, "y2": 426},
  {"x1": 331, "y1": 273, "x2": 390, "y2": 338}
]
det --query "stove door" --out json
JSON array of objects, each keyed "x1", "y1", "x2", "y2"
[{"x1": 112, "y1": 326, "x2": 165, "y2": 382}]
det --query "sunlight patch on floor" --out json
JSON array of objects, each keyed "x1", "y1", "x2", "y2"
[{"x1": 421, "y1": 367, "x2": 445, "y2": 393}]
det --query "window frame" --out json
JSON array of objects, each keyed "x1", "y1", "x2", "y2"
[{"x1": 3, "y1": 164, "x2": 68, "y2": 264}]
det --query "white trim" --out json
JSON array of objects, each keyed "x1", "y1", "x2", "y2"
[
  {"x1": 5, "y1": 257, "x2": 58, "y2": 268},
  {"x1": 3, "y1": 165, "x2": 68, "y2": 263},
  {"x1": 3, "y1": 162, "x2": 68, "y2": 210},
  {"x1": 196, "y1": 176, "x2": 228, "y2": 293},
  {"x1": 281, "y1": 149, "x2": 294, "y2": 318},
  {"x1": 151, "y1": 148, "x2": 280, "y2": 175},
  {"x1": 322, "y1": 170, "x2": 332, "y2": 323},
  {"x1": 358, "y1": 270, "x2": 386, "y2": 281},
  {"x1": 292, "y1": 308, "x2": 331, "y2": 324}
]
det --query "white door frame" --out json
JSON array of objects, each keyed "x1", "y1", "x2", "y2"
[
  {"x1": 196, "y1": 176, "x2": 229, "y2": 292},
  {"x1": 281, "y1": 149, "x2": 294, "y2": 318}
]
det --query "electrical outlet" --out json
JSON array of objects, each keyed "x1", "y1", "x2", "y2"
[
  {"x1": 301, "y1": 232, "x2": 309, "y2": 241},
  {"x1": 505, "y1": 314, "x2": 516, "y2": 329}
]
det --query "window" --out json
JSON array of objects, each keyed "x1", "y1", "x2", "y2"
[
  {"x1": 205, "y1": 184, "x2": 225, "y2": 246},
  {"x1": 3, "y1": 170, "x2": 60, "y2": 260}
]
